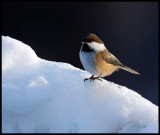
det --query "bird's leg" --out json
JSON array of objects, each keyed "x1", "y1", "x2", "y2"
[
  {"x1": 84, "y1": 75, "x2": 102, "y2": 82},
  {"x1": 84, "y1": 75, "x2": 94, "y2": 82},
  {"x1": 92, "y1": 75, "x2": 103, "y2": 81}
]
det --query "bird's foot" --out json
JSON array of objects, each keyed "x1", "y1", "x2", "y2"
[
  {"x1": 84, "y1": 75, "x2": 102, "y2": 82},
  {"x1": 93, "y1": 76, "x2": 103, "y2": 81},
  {"x1": 84, "y1": 75, "x2": 94, "y2": 82}
]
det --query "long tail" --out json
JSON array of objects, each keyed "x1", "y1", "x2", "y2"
[{"x1": 119, "y1": 65, "x2": 140, "y2": 75}]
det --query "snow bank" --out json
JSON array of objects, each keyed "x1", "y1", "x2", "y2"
[{"x1": 2, "y1": 36, "x2": 158, "y2": 133}]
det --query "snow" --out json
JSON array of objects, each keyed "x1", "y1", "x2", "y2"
[{"x1": 2, "y1": 36, "x2": 158, "y2": 133}]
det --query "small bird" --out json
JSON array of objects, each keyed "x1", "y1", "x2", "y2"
[{"x1": 79, "y1": 33, "x2": 140, "y2": 82}]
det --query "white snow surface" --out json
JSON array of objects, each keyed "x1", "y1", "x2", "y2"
[{"x1": 2, "y1": 36, "x2": 158, "y2": 133}]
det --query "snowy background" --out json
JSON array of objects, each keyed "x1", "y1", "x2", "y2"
[{"x1": 2, "y1": 36, "x2": 158, "y2": 133}]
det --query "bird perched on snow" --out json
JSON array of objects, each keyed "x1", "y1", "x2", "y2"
[{"x1": 79, "y1": 33, "x2": 140, "y2": 82}]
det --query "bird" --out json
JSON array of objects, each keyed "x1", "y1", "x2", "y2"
[{"x1": 79, "y1": 33, "x2": 140, "y2": 82}]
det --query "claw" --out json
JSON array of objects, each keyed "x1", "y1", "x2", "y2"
[{"x1": 84, "y1": 75, "x2": 93, "y2": 82}]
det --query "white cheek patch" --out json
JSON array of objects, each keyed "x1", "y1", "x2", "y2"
[{"x1": 88, "y1": 42, "x2": 106, "y2": 52}]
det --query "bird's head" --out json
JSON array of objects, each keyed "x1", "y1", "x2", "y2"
[{"x1": 81, "y1": 33, "x2": 106, "y2": 52}]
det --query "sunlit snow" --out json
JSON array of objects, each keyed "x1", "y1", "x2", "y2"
[{"x1": 2, "y1": 36, "x2": 158, "y2": 133}]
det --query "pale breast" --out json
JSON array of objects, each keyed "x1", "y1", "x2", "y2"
[{"x1": 80, "y1": 51, "x2": 99, "y2": 76}]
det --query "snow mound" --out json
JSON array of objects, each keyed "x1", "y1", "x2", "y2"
[{"x1": 2, "y1": 36, "x2": 158, "y2": 133}]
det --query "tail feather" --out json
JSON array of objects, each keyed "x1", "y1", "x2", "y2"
[{"x1": 119, "y1": 65, "x2": 140, "y2": 75}]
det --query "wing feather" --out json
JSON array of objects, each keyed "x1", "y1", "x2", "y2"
[{"x1": 100, "y1": 51, "x2": 123, "y2": 67}]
